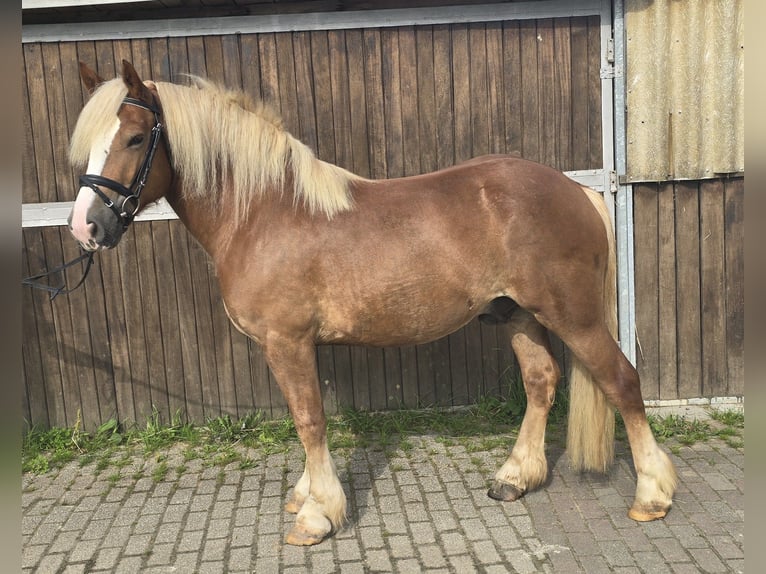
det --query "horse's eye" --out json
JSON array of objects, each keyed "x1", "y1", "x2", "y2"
[{"x1": 128, "y1": 134, "x2": 144, "y2": 147}]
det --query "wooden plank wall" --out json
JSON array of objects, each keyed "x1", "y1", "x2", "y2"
[
  {"x1": 22, "y1": 16, "x2": 604, "y2": 430},
  {"x1": 633, "y1": 178, "x2": 744, "y2": 400}
]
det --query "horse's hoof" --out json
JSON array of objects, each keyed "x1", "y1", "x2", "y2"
[
  {"x1": 628, "y1": 504, "x2": 670, "y2": 522},
  {"x1": 487, "y1": 480, "x2": 525, "y2": 502},
  {"x1": 284, "y1": 526, "x2": 328, "y2": 546}
]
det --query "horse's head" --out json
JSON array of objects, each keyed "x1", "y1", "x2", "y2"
[{"x1": 68, "y1": 60, "x2": 171, "y2": 251}]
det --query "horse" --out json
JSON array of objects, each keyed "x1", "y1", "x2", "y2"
[{"x1": 66, "y1": 60, "x2": 677, "y2": 546}]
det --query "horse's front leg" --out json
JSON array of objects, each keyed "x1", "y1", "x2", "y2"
[{"x1": 263, "y1": 332, "x2": 346, "y2": 546}]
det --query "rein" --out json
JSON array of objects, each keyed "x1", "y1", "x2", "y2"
[
  {"x1": 23, "y1": 96, "x2": 163, "y2": 300},
  {"x1": 22, "y1": 250, "x2": 95, "y2": 301}
]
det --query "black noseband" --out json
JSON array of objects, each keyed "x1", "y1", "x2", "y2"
[{"x1": 79, "y1": 97, "x2": 163, "y2": 231}]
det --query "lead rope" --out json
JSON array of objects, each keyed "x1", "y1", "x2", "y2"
[{"x1": 22, "y1": 250, "x2": 96, "y2": 301}]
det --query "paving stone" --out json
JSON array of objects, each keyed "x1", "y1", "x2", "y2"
[{"x1": 20, "y1": 432, "x2": 743, "y2": 574}]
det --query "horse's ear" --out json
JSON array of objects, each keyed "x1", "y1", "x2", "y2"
[
  {"x1": 79, "y1": 61, "x2": 104, "y2": 94},
  {"x1": 121, "y1": 59, "x2": 153, "y2": 102}
]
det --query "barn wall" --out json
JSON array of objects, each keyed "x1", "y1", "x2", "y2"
[
  {"x1": 22, "y1": 16, "x2": 606, "y2": 430},
  {"x1": 633, "y1": 177, "x2": 744, "y2": 401}
]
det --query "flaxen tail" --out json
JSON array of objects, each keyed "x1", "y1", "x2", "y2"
[{"x1": 566, "y1": 187, "x2": 618, "y2": 473}]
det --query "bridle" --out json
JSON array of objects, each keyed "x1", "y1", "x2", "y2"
[
  {"x1": 78, "y1": 96, "x2": 164, "y2": 231},
  {"x1": 23, "y1": 96, "x2": 163, "y2": 300}
]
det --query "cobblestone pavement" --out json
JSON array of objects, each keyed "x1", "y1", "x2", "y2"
[{"x1": 22, "y1": 423, "x2": 744, "y2": 573}]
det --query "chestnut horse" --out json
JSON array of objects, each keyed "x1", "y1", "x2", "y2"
[{"x1": 67, "y1": 60, "x2": 676, "y2": 546}]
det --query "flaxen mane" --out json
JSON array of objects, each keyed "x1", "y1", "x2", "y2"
[{"x1": 69, "y1": 76, "x2": 361, "y2": 221}]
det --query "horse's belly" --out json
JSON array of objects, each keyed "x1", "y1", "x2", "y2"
[{"x1": 317, "y1": 282, "x2": 491, "y2": 347}]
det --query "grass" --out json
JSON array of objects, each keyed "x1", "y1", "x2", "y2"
[
  {"x1": 22, "y1": 379, "x2": 744, "y2": 479},
  {"x1": 647, "y1": 408, "x2": 745, "y2": 452}
]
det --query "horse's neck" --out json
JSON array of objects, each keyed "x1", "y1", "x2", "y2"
[
  {"x1": 164, "y1": 182, "x2": 238, "y2": 259},
  {"x1": 164, "y1": 179, "x2": 290, "y2": 261}
]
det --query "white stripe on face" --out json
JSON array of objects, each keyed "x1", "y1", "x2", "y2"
[{"x1": 70, "y1": 118, "x2": 120, "y2": 244}]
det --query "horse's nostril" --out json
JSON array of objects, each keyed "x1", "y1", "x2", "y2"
[{"x1": 85, "y1": 219, "x2": 99, "y2": 238}]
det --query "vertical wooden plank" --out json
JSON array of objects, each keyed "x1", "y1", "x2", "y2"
[
  {"x1": 675, "y1": 182, "x2": 702, "y2": 398},
  {"x1": 148, "y1": 37, "x2": 171, "y2": 81},
  {"x1": 451, "y1": 24, "x2": 472, "y2": 163},
  {"x1": 485, "y1": 21, "x2": 505, "y2": 155},
  {"x1": 60, "y1": 42, "x2": 87, "y2": 196},
  {"x1": 205, "y1": 258, "x2": 237, "y2": 419},
  {"x1": 658, "y1": 183, "x2": 678, "y2": 399},
  {"x1": 166, "y1": 220, "x2": 206, "y2": 421},
  {"x1": 62, "y1": 231, "x2": 115, "y2": 430},
  {"x1": 433, "y1": 25, "x2": 455, "y2": 169},
  {"x1": 519, "y1": 20, "x2": 540, "y2": 162},
  {"x1": 25, "y1": 229, "x2": 68, "y2": 427},
  {"x1": 469, "y1": 23, "x2": 488, "y2": 157},
  {"x1": 186, "y1": 36, "x2": 207, "y2": 78},
  {"x1": 502, "y1": 21, "x2": 523, "y2": 156},
  {"x1": 22, "y1": 48, "x2": 39, "y2": 203},
  {"x1": 536, "y1": 19, "x2": 557, "y2": 168},
  {"x1": 167, "y1": 36, "x2": 190, "y2": 82},
  {"x1": 258, "y1": 33, "x2": 280, "y2": 112},
  {"x1": 149, "y1": 221, "x2": 186, "y2": 422},
  {"x1": 699, "y1": 180, "x2": 727, "y2": 397},
  {"x1": 569, "y1": 17, "x2": 589, "y2": 170},
  {"x1": 221, "y1": 35, "x2": 243, "y2": 90},
  {"x1": 363, "y1": 28, "x2": 388, "y2": 180},
  {"x1": 275, "y1": 32, "x2": 299, "y2": 134},
  {"x1": 292, "y1": 32, "x2": 318, "y2": 150},
  {"x1": 586, "y1": 15, "x2": 602, "y2": 168},
  {"x1": 240, "y1": 34, "x2": 262, "y2": 101},
  {"x1": 25, "y1": 43, "x2": 57, "y2": 203},
  {"x1": 202, "y1": 35, "x2": 225, "y2": 84},
  {"x1": 346, "y1": 29, "x2": 372, "y2": 178},
  {"x1": 22, "y1": 230, "x2": 50, "y2": 427},
  {"x1": 724, "y1": 178, "x2": 744, "y2": 395},
  {"x1": 43, "y1": 226, "x2": 83, "y2": 427},
  {"x1": 99, "y1": 236, "x2": 139, "y2": 427},
  {"x1": 97, "y1": 39, "x2": 119, "y2": 79},
  {"x1": 130, "y1": 223, "x2": 171, "y2": 422},
  {"x1": 633, "y1": 184, "x2": 660, "y2": 399},
  {"x1": 21, "y1": 357, "x2": 32, "y2": 430},
  {"x1": 553, "y1": 18, "x2": 573, "y2": 171}
]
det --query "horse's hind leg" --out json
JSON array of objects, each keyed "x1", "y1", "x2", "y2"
[
  {"x1": 263, "y1": 333, "x2": 346, "y2": 546},
  {"x1": 565, "y1": 328, "x2": 677, "y2": 520},
  {"x1": 488, "y1": 310, "x2": 560, "y2": 501}
]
